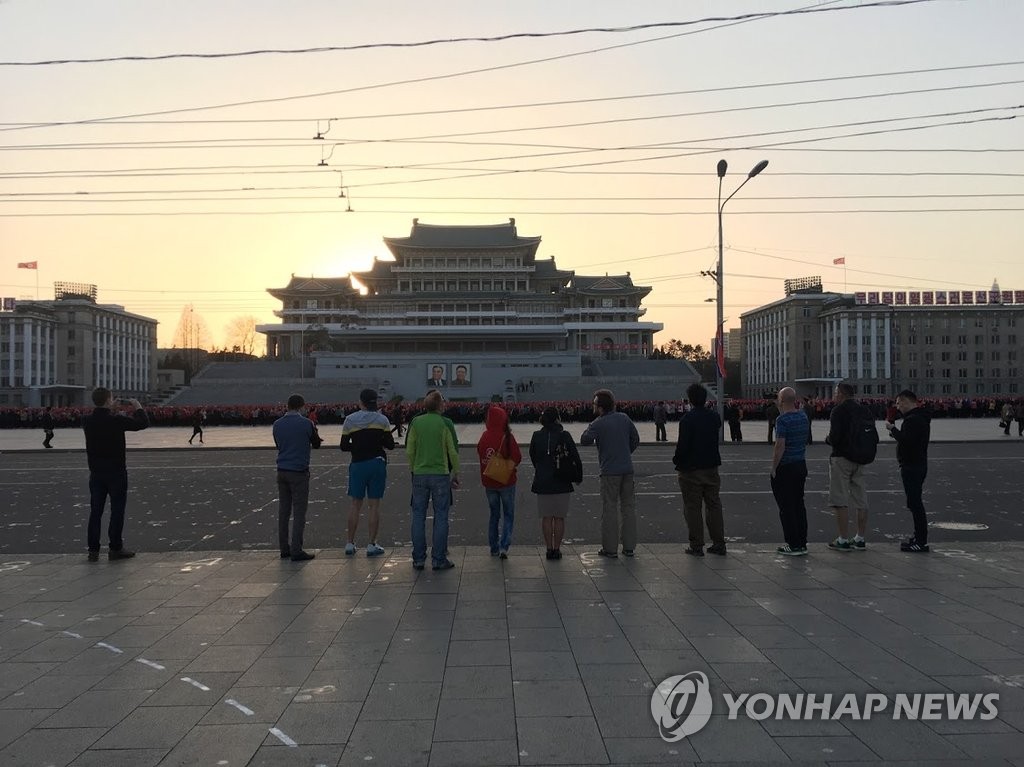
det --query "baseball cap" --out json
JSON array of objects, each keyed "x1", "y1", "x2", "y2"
[{"x1": 359, "y1": 388, "x2": 379, "y2": 409}]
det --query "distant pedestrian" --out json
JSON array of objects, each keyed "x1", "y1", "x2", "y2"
[
  {"x1": 272, "y1": 394, "x2": 323, "y2": 562},
  {"x1": 672, "y1": 383, "x2": 726, "y2": 557},
  {"x1": 770, "y1": 388, "x2": 810, "y2": 556},
  {"x1": 189, "y1": 409, "x2": 205, "y2": 445},
  {"x1": 407, "y1": 390, "x2": 460, "y2": 571},
  {"x1": 530, "y1": 407, "x2": 582, "y2": 560},
  {"x1": 42, "y1": 406, "x2": 55, "y2": 448},
  {"x1": 476, "y1": 405, "x2": 522, "y2": 559},
  {"x1": 726, "y1": 402, "x2": 743, "y2": 442},
  {"x1": 340, "y1": 389, "x2": 395, "y2": 558},
  {"x1": 1001, "y1": 402, "x2": 1014, "y2": 436},
  {"x1": 392, "y1": 405, "x2": 405, "y2": 439},
  {"x1": 765, "y1": 400, "x2": 780, "y2": 444},
  {"x1": 1016, "y1": 399, "x2": 1024, "y2": 438},
  {"x1": 653, "y1": 401, "x2": 668, "y2": 442},
  {"x1": 825, "y1": 383, "x2": 877, "y2": 552},
  {"x1": 804, "y1": 400, "x2": 815, "y2": 444},
  {"x1": 82, "y1": 388, "x2": 149, "y2": 561},
  {"x1": 886, "y1": 390, "x2": 932, "y2": 552},
  {"x1": 581, "y1": 389, "x2": 640, "y2": 558}
]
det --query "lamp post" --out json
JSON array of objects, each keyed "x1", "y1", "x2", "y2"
[{"x1": 716, "y1": 158, "x2": 769, "y2": 442}]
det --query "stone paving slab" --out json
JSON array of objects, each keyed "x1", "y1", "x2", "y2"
[{"x1": 1, "y1": 544, "x2": 1024, "y2": 765}]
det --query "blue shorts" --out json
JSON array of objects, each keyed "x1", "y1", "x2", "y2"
[{"x1": 348, "y1": 458, "x2": 387, "y2": 500}]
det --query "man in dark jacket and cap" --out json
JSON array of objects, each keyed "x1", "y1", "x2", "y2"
[
  {"x1": 673, "y1": 383, "x2": 726, "y2": 556},
  {"x1": 886, "y1": 390, "x2": 931, "y2": 552}
]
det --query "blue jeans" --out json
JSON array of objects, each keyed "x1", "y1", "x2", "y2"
[
  {"x1": 411, "y1": 474, "x2": 452, "y2": 566},
  {"x1": 486, "y1": 485, "x2": 516, "y2": 553}
]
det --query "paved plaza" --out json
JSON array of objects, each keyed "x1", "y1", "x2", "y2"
[
  {"x1": 2, "y1": 545, "x2": 1024, "y2": 766},
  {"x1": 2, "y1": 418, "x2": 1024, "y2": 765}
]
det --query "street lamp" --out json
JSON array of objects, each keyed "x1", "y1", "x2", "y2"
[{"x1": 715, "y1": 158, "x2": 769, "y2": 441}]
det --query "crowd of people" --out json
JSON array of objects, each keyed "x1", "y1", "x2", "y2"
[
  {"x1": 5, "y1": 394, "x2": 1024, "y2": 432},
  {"x1": 72, "y1": 380, "x2": 938, "y2": 568}
]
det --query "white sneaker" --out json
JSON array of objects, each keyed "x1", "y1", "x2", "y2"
[
  {"x1": 366, "y1": 543, "x2": 385, "y2": 557},
  {"x1": 345, "y1": 543, "x2": 356, "y2": 556}
]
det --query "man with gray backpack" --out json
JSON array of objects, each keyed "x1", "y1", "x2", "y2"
[{"x1": 825, "y1": 383, "x2": 878, "y2": 551}]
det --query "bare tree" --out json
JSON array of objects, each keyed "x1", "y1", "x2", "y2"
[
  {"x1": 172, "y1": 304, "x2": 214, "y2": 350},
  {"x1": 225, "y1": 315, "x2": 262, "y2": 356}
]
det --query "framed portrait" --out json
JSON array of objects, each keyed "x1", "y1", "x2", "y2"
[
  {"x1": 451, "y1": 363, "x2": 472, "y2": 386},
  {"x1": 426, "y1": 363, "x2": 447, "y2": 387}
]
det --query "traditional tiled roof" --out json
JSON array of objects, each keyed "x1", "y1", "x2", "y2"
[
  {"x1": 268, "y1": 275, "x2": 356, "y2": 298},
  {"x1": 384, "y1": 219, "x2": 542, "y2": 251},
  {"x1": 569, "y1": 275, "x2": 651, "y2": 296}
]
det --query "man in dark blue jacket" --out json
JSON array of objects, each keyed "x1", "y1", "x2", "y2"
[
  {"x1": 886, "y1": 390, "x2": 932, "y2": 552},
  {"x1": 673, "y1": 383, "x2": 726, "y2": 556},
  {"x1": 273, "y1": 394, "x2": 323, "y2": 561},
  {"x1": 82, "y1": 388, "x2": 148, "y2": 561}
]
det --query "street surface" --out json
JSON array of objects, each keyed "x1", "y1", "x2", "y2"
[{"x1": 1, "y1": 443, "x2": 1018, "y2": 555}]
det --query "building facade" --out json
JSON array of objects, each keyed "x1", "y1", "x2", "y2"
[
  {"x1": 257, "y1": 219, "x2": 663, "y2": 398},
  {"x1": 0, "y1": 285, "x2": 158, "y2": 407},
  {"x1": 742, "y1": 281, "x2": 1024, "y2": 399}
]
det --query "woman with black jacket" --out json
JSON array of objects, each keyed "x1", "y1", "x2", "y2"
[{"x1": 529, "y1": 407, "x2": 581, "y2": 560}]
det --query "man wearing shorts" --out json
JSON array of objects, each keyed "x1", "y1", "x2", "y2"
[
  {"x1": 340, "y1": 388, "x2": 395, "y2": 556},
  {"x1": 825, "y1": 383, "x2": 869, "y2": 551}
]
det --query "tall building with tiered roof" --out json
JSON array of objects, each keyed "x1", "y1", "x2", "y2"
[{"x1": 257, "y1": 219, "x2": 663, "y2": 398}]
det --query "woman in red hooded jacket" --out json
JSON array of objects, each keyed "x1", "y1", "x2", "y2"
[{"x1": 476, "y1": 405, "x2": 522, "y2": 559}]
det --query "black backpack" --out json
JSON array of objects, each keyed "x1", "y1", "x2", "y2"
[
  {"x1": 844, "y1": 403, "x2": 878, "y2": 465},
  {"x1": 550, "y1": 433, "x2": 583, "y2": 484}
]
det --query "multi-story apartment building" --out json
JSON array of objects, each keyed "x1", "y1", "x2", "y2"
[
  {"x1": 0, "y1": 283, "x2": 157, "y2": 407},
  {"x1": 741, "y1": 279, "x2": 1024, "y2": 399}
]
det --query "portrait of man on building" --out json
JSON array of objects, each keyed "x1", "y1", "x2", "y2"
[
  {"x1": 451, "y1": 364, "x2": 471, "y2": 386},
  {"x1": 426, "y1": 364, "x2": 447, "y2": 387}
]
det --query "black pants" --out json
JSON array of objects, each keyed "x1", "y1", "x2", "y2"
[
  {"x1": 900, "y1": 465, "x2": 928, "y2": 545},
  {"x1": 767, "y1": 422, "x2": 775, "y2": 444},
  {"x1": 43, "y1": 429, "x2": 54, "y2": 448},
  {"x1": 277, "y1": 469, "x2": 310, "y2": 553},
  {"x1": 655, "y1": 423, "x2": 667, "y2": 442},
  {"x1": 88, "y1": 469, "x2": 128, "y2": 552},
  {"x1": 728, "y1": 421, "x2": 742, "y2": 442},
  {"x1": 189, "y1": 426, "x2": 203, "y2": 443},
  {"x1": 771, "y1": 461, "x2": 808, "y2": 549},
  {"x1": 1017, "y1": 418, "x2": 1024, "y2": 437}
]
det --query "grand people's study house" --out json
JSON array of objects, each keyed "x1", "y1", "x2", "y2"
[{"x1": 258, "y1": 219, "x2": 663, "y2": 399}]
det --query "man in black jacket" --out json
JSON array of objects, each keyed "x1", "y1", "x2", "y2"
[
  {"x1": 825, "y1": 383, "x2": 870, "y2": 552},
  {"x1": 82, "y1": 388, "x2": 149, "y2": 561},
  {"x1": 886, "y1": 389, "x2": 931, "y2": 552},
  {"x1": 673, "y1": 383, "x2": 726, "y2": 556},
  {"x1": 42, "y1": 406, "x2": 55, "y2": 448}
]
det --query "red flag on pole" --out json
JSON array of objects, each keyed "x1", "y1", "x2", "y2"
[
  {"x1": 714, "y1": 329, "x2": 727, "y2": 380},
  {"x1": 833, "y1": 257, "x2": 846, "y2": 265},
  {"x1": 17, "y1": 261, "x2": 38, "y2": 269}
]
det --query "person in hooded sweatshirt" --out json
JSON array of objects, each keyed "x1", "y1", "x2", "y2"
[
  {"x1": 476, "y1": 405, "x2": 523, "y2": 559},
  {"x1": 530, "y1": 407, "x2": 582, "y2": 560},
  {"x1": 886, "y1": 389, "x2": 932, "y2": 553}
]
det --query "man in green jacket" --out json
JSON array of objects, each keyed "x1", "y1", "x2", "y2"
[{"x1": 406, "y1": 390, "x2": 460, "y2": 571}]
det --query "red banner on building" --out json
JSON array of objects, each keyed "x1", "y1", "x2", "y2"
[
  {"x1": 867, "y1": 291, "x2": 879, "y2": 303},
  {"x1": 922, "y1": 292, "x2": 934, "y2": 305},
  {"x1": 935, "y1": 291, "x2": 947, "y2": 305}
]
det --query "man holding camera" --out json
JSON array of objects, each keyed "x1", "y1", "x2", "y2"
[{"x1": 82, "y1": 388, "x2": 149, "y2": 561}]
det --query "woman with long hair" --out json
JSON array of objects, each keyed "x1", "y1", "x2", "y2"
[{"x1": 529, "y1": 407, "x2": 581, "y2": 560}]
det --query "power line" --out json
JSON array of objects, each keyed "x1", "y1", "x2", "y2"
[
  {"x1": 0, "y1": 1, "x2": 955, "y2": 133},
  {"x1": 1, "y1": 1, "x2": 937, "y2": 67}
]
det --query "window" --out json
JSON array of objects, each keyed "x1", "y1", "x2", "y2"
[
  {"x1": 993, "y1": 368, "x2": 1001, "y2": 378},
  {"x1": 976, "y1": 351, "x2": 985, "y2": 363},
  {"x1": 907, "y1": 335, "x2": 917, "y2": 345},
  {"x1": 863, "y1": 384, "x2": 873, "y2": 394},
  {"x1": 941, "y1": 384, "x2": 952, "y2": 394},
  {"x1": 960, "y1": 382, "x2": 969, "y2": 393},
  {"x1": 924, "y1": 352, "x2": 934, "y2": 362},
  {"x1": 993, "y1": 383, "x2": 1002, "y2": 393},
  {"x1": 958, "y1": 351, "x2": 968, "y2": 362},
  {"x1": 942, "y1": 368, "x2": 951, "y2": 378},
  {"x1": 908, "y1": 351, "x2": 917, "y2": 362},
  {"x1": 1010, "y1": 334, "x2": 1017, "y2": 344},
  {"x1": 992, "y1": 335, "x2": 1000, "y2": 345},
  {"x1": 1012, "y1": 383, "x2": 1019, "y2": 393},
  {"x1": 975, "y1": 318, "x2": 985, "y2": 328},
  {"x1": 958, "y1": 335, "x2": 968, "y2": 345},
  {"x1": 975, "y1": 335, "x2": 984, "y2": 345},
  {"x1": 925, "y1": 368, "x2": 935, "y2": 379},
  {"x1": 992, "y1": 351, "x2": 1001, "y2": 361},
  {"x1": 305, "y1": 299, "x2": 317, "y2": 309},
  {"x1": 924, "y1": 335, "x2": 934, "y2": 345},
  {"x1": 941, "y1": 352, "x2": 951, "y2": 362},
  {"x1": 940, "y1": 335, "x2": 950, "y2": 345},
  {"x1": 976, "y1": 368, "x2": 985, "y2": 378}
]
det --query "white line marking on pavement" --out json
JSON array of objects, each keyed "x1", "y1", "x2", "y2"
[
  {"x1": 136, "y1": 658, "x2": 165, "y2": 670},
  {"x1": 225, "y1": 699, "x2": 255, "y2": 716},
  {"x1": 268, "y1": 727, "x2": 298, "y2": 747},
  {"x1": 95, "y1": 642, "x2": 124, "y2": 654},
  {"x1": 20, "y1": 619, "x2": 44, "y2": 626},
  {"x1": 181, "y1": 677, "x2": 211, "y2": 691},
  {"x1": 61, "y1": 630, "x2": 83, "y2": 639}
]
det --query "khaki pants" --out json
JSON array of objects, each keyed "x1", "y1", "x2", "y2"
[
  {"x1": 600, "y1": 474, "x2": 637, "y2": 553},
  {"x1": 677, "y1": 468, "x2": 725, "y2": 549}
]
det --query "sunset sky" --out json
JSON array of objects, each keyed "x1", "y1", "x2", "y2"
[{"x1": 2, "y1": 0, "x2": 1022, "y2": 350}]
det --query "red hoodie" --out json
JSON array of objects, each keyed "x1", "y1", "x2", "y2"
[{"x1": 476, "y1": 405, "x2": 522, "y2": 489}]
